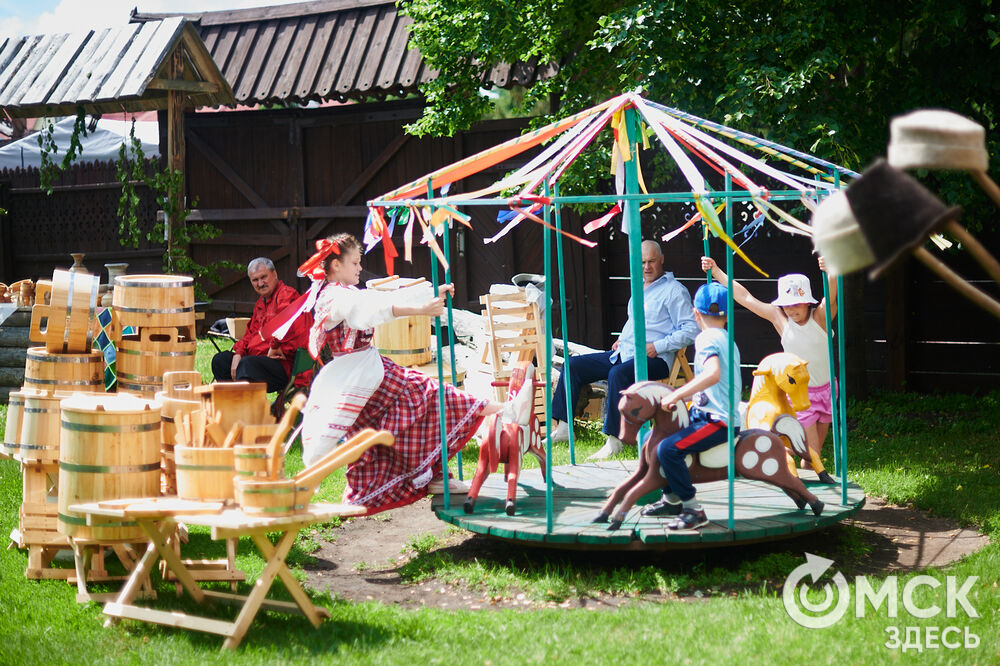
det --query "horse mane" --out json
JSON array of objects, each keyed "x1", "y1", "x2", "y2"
[{"x1": 629, "y1": 381, "x2": 673, "y2": 404}]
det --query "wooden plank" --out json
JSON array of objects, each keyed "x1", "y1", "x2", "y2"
[
  {"x1": 146, "y1": 79, "x2": 220, "y2": 93},
  {"x1": 202, "y1": 589, "x2": 325, "y2": 617},
  {"x1": 273, "y1": 15, "x2": 316, "y2": 99},
  {"x1": 104, "y1": 603, "x2": 235, "y2": 636},
  {"x1": 51, "y1": 28, "x2": 114, "y2": 103},
  {"x1": 77, "y1": 25, "x2": 141, "y2": 102},
  {"x1": 375, "y1": 13, "x2": 409, "y2": 89},
  {"x1": 208, "y1": 26, "x2": 239, "y2": 83},
  {"x1": 187, "y1": 130, "x2": 269, "y2": 208},
  {"x1": 222, "y1": 23, "x2": 258, "y2": 93},
  {"x1": 355, "y1": 5, "x2": 395, "y2": 92},
  {"x1": 335, "y1": 10, "x2": 376, "y2": 94},
  {"x1": 250, "y1": 18, "x2": 296, "y2": 101},
  {"x1": 234, "y1": 21, "x2": 277, "y2": 101},
  {"x1": 118, "y1": 18, "x2": 185, "y2": 98},
  {"x1": 316, "y1": 12, "x2": 356, "y2": 97},
  {"x1": 0, "y1": 34, "x2": 54, "y2": 106},
  {"x1": 295, "y1": 14, "x2": 337, "y2": 98},
  {"x1": 97, "y1": 22, "x2": 161, "y2": 103},
  {"x1": 20, "y1": 31, "x2": 90, "y2": 105}
]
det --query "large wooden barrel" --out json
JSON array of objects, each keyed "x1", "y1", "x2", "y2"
[
  {"x1": 57, "y1": 394, "x2": 161, "y2": 542},
  {"x1": 23, "y1": 347, "x2": 104, "y2": 394},
  {"x1": 16, "y1": 392, "x2": 64, "y2": 464},
  {"x1": 367, "y1": 277, "x2": 432, "y2": 367},
  {"x1": 175, "y1": 447, "x2": 235, "y2": 501},
  {"x1": 29, "y1": 269, "x2": 99, "y2": 354},
  {"x1": 154, "y1": 371, "x2": 202, "y2": 495},
  {"x1": 111, "y1": 274, "x2": 195, "y2": 335},
  {"x1": 2, "y1": 389, "x2": 26, "y2": 458},
  {"x1": 117, "y1": 328, "x2": 196, "y2": 397}
]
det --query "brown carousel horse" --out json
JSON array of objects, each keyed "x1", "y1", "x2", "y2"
[{"x1": 595, "y1": 380, "x2": 823, "y2": 530}]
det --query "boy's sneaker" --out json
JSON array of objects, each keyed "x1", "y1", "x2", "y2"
[
  {"x1": 667, "y1": 507, "x2": 709, "y2": 530},
  {"x1": 641, "y1": 498, "x2": 682, "y2": 517}
]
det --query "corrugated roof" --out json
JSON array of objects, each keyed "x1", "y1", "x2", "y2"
[
  {"x1": 0, "y1": 18, "x2": 234, "y2": 118},
  {"x1": 131, "y1": 0, "x2": 557, "y2": 106}
]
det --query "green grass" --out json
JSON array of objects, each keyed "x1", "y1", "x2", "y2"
[{"x1": 0, "y1": 343, "x2": 998, "y2": 663}]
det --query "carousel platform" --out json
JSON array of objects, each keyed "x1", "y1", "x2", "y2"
[{"x1": 432, "y1": 461, "x2": 865, "y2": 550}]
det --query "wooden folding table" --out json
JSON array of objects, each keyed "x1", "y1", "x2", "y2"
[{"x1": 71, "y1": 498, "x2": 366, "y2": 649}]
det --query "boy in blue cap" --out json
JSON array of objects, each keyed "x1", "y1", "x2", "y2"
[{"x1": 652, "y1": 281, "x2": 741, "y2": 530}]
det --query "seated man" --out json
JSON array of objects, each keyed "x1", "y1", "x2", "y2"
[
  {"x1": 550, "y1": 240, "x2": 698, "y2": 460},
  {"x1": 211, "y1": 257, "x2": 309, "y2": 393}
]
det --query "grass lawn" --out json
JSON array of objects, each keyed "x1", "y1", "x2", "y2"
[{"x1": 0, "y1": 340, "x2": 997, "y2": 664}]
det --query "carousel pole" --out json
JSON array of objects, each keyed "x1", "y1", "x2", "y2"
[
  {"x1": 428, "y1": 179, "x2": 450, "y2": 505},
  {"x1": 819, "y1": 177, "x2": 842, "y2": 478},
  {"x1": 833, "y1": 173, "x2": 848, "y2": 505},
  {"x1": 543, "y1": 182, "x2": 555, "y2": 532},
  {"x1": 440, "y1": 203, "x2": 462, "y2": 479},
  {"x1": 724, "y1": 175, "x2": 736, "y2": 531},
  {"x1": 553, "y1": 183, "x2": 576, "y2": 464},
  {"x1": 622, "y1": 108, "x2": 648, "y2": 443}
]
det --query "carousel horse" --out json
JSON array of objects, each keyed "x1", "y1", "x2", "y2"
[
  {"x1": 464, "y1": 361, "x2": 546, "y2": 516},
  {"x1": 746, "y1": 352, "x2": 835, "y2": 484},
  {"x1": 596, "y1": 380, "x2": 823, "y2": 530}
]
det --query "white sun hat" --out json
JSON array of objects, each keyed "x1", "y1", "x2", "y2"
[
  {"x1": 888, "y1": 109, "x2": 988, "y2": 172},
  {"x1": 772, "y1": 274, "x2": 818, "y2": 307}
]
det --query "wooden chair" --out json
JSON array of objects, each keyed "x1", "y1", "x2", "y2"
[
  {"x1": 659, "y1": 346, "x2": 695, "y2": 388},
  {"x1": 479, "y1": 289, "x2": 548, "y2": 427}
]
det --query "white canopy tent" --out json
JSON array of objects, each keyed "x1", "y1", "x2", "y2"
[{"x1": 0, "y1": 116, "x2": 159, "y2": 171}]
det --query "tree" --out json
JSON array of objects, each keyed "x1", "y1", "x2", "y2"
[{"x1": 403, "y1": 0, "x2": 1000, "y2": 223}]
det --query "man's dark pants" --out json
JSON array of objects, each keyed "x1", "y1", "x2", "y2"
[{"x1": 211, "y1": 351, "x2": 289, "y2": 394}]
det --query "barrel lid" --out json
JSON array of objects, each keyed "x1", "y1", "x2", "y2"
[
  {"x1": 61, "y1": 393, "x2": 161, "y2": 414},
  {"x1": 114, "y1": 274, "x2": 193, "y2": 287}
]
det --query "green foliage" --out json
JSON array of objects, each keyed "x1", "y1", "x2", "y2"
[
  {"x1": 402, "y1": 0, "x2": 1000, "y2": 226},
  {"x1": 115, "y1": 122, "x2": 242, "y2": 300},
  {"x1": 37, "y1": 107, "x2": 89, "y2": 194}
]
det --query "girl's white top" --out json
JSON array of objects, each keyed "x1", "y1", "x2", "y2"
[{"x1": 780, "y1": 315, "x2": 831, "y2": 386}]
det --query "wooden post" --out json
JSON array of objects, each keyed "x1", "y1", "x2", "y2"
[
  {"x1": 884, "y1": 261, "x2": 908, "y2": 391},
  {"x1": 167, "y1": 47, "x2": 186, "y2": 272}
]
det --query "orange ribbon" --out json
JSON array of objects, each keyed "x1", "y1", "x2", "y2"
[{"x1": 297, "y1": 238, "x2": 341, "y2": 280}]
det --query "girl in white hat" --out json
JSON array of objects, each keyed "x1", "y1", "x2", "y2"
[{"x1": 700, "y1": 256, "x2": 837, "y2": 484}]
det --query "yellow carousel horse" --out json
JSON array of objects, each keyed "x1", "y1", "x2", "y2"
[{"x1": 745, "y1": 352, "x2": 835, "y2": 484}]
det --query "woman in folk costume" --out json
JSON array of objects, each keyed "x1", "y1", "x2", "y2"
[{"x1": 299, "y1": 233, "x2": 502, "y2": 514}]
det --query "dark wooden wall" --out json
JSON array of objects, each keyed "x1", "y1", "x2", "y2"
[{"x1": 1, "y1": 98, "x2": 997, "y2": 395}]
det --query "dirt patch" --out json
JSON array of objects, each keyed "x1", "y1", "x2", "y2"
[{"x1": 302, "y1": 495, "x2": 989, "y2": 610}]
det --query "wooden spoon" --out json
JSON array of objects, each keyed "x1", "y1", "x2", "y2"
[{"x1": 265, "y1": 393, "x2": 307, "y2": 478}]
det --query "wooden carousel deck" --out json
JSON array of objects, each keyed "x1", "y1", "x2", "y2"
[{"x1": 432, "y1": 461, "x2": 865, "y2": 550}]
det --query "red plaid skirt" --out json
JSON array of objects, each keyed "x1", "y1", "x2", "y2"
[{"x1": 343, "y1": 357, "x2": 487, "y2": 514}]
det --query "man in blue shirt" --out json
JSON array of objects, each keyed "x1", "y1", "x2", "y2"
[{"x1": 550, "y1": 240, "x2": 699, "y2": 460}]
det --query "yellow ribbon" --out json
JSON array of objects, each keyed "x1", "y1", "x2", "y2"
[{"x1": 696, "y1": 195, "x2": 769, "y2": 277}]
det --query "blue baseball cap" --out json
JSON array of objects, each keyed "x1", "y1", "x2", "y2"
[{"x1": 694, "y1": 282, "x2": 728, "y2": 316}]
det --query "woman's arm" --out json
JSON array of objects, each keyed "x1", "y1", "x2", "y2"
[{"x1": 701, "y1": 256, "x2": 784, "y2": 329}]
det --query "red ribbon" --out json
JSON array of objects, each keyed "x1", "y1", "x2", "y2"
[{"x1": 297, "y1": 238, "x2": 341, "y2": 280}]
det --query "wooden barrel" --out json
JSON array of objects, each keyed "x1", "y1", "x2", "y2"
[
  {"x1": 29, "y1": 269, "x2": 99, "y2": 354},
  {"x1": 233, "y1": 444, "x2": 271, "y2": 479},
  {"x1": 374, "y1": 314, "x2": 432, "y2": 367},
  {"x1": 367, "y1": 277, "x2": 432, "y2": 367},
  {"x1": 117, "y1": 328, "x2": 196, "y2": 397},
  {"x1": 112, "y1": 275, "x2": 195, "y2": 335},
  {"x1": 57, "y1": 394, "x2": 161, "y2": 542},
  {"x1": 2, "y1": 389, "x2": 26, "y2": 458},
  {"x1": 174, "y1": 447, "x2": 235, "y2": 501},
  {"x1": 23, "y1": 347, "x2": 104, "y2": 394},
  {"x1": 16, "y1": 392, "x2": 64, "y2": 464},
  {"x1": 236, "y1": 478, "x2": 306, "y2": 517},
  {"x1": 154, "y1": 371, "x2": 201, "y2": 496}
]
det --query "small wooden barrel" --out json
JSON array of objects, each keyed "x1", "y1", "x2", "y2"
[
  {"x1": 117, "y1": 328, "x2": 196, "y2": 397},
  {"x1": 23, "y1": 347, "x2": 104, "y2": 394},
  {"x1": 16, "y1": 392, "x2": 65, "y2": 463},
  {"x1": 175, "y1": 447, "x2": 235, "y2": 501},
  {"x1": 58, "y1": 394, "x2": 161, "y2": 542},
  {"x1": 237, "y1": 478, "x2": 308, "y2": 517},
  {"x1": 374, "y1": 315, "x2": 432, "y2": 367},
  {"x1": 154, "y1": 372, "x2": 202, "y2": 496},
  {"x1": 29, "y1": 269, "x2": 99, "y2": 354},
  {"x1": 112, "y1": 274, "x2": 195, "y2": 335},
  {"x1": 233, "y1": 444, "x2": 270, "y2": 479},
  {"x1": 2, "y1": 389, "x2": 26, "y2": 458}
]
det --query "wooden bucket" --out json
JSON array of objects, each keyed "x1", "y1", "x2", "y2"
[
  {"x1": 23, "y1": 347, "x2": 104, "y2": 394},
  {"x1": 193, "y1": 382, "x2": 271, "y2": 432},
  {"x1": 154, "y1": 372, "x2": 202, "y2": 496},
  {"x1": 236, "y1": 478, "x2": 309, "y2": 517},
  {"x1": 174, "y1": 447, "x2": 235, "y2": 501},
  {"x1": 111, "y1": 274, "x2": 195, "y2": 336},
  {"x1": 29, "y1": 269, "x2": 99, "y2": 354},
  {"x1": 374, "y1": 315, "x2": 431, "y2": 367},
  {"x1": 117, "y1": 328, "x2": 196, "y2": 397},
  {"x1": 368, "y1": 278, "x2": 432, "y2": 366},
  {"x1": 2, "y1": 389, "x2": 26, "y2": 459},
  {"x1": 57, "y1": 394, "x2": 161, "y2": 542},
  {"x1": 16, "y1": 392, "x2": 65, "y2": 464},
  {"x1": 233, "y1": 444, "x2": 271, "y2": 479}
]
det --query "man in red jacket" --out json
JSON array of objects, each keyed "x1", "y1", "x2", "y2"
[{"x1": 211, "y1": 257, "x2": 310, "y2": 393}]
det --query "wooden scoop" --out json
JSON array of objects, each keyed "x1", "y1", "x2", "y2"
[
  {"x1": 222, "y1": 422, "x2": 244, "y2": 449},
  {"x1": 293, "y1": 429, "x2": 394, "y2": 493},
  {"x1": 265, "y1": 393, "x2": 307, "y2": 478}
]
